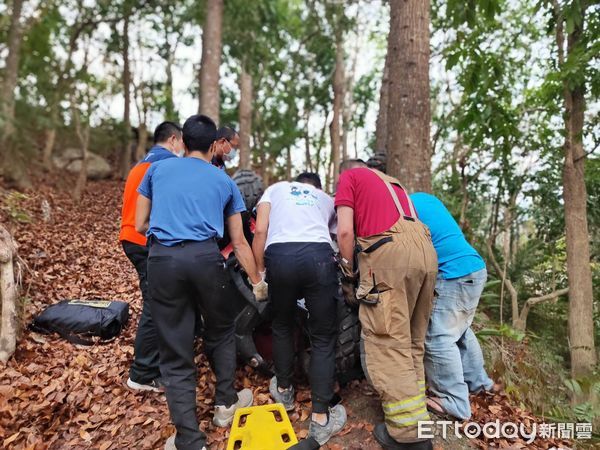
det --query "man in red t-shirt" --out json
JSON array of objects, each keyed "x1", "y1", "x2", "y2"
[{"x1": 335, "y1": 159, "x2": 437, "y2": 450}]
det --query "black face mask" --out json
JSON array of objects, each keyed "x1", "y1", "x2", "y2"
[{"x1": 211, "y1": 155, "x2": 225, "y2": 168}]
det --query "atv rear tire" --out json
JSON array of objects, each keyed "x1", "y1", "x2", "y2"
[
  {"x1": 232, "y1": 169, "x2": 264, "y2": 211},
  {"x1": 335, "y1": 300, "x2": 363, "y2": 384}
]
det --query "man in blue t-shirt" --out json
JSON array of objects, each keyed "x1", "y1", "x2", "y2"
[
  {"x1": 136, "y1": 115, "x2": 268, "y2": 450},
  {"x1": 410, "y1": 192, "x2": 495, "y2": 421}
]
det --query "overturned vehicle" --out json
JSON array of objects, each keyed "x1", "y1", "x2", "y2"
[{"x1": 218, "y1": 169, "x2": 363, "y2": 385}]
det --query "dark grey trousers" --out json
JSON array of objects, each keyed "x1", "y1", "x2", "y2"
[
  {"x1": 122, "y1": 241, "x2": 161, "y2": 384},
  {"x1": 266, "y1": 242, "x2": 339, "y2": 413},
  {"x1": 148, "y1": 239, "x2": 238, "y2": 450}
]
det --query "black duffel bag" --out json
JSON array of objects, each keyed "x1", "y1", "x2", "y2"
[{"x1": 30, "y1": 299, "x2": 129, "y2": 345}]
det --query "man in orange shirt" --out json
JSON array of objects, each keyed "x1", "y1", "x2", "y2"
[{"x1": 119, "y1": 121, "x2": 184, "y2": 391}]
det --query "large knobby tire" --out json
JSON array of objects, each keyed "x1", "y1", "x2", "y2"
[
  {"x1": 232, "y1": 169, "x2": 264, "y2": 211},
  {"x1": 335, "y1": 299, "x2": 363, "y2": 384}
]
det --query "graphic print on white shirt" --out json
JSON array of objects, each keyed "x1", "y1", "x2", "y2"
[{"x1": 257, "y1": 181, "x2": 336, "y2": 249}]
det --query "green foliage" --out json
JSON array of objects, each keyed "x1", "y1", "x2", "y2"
[
  {"x1": 0, "y1": 191, "x2": 32, "y2": 224},
  {"x1": 476, "y1": 324, "x2": 526, "y2": 342}
]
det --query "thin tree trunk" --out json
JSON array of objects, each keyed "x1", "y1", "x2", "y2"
[
  {"x1": 238, "y1": 66, "x2": 253, "y2": 170},
  {"x1": 375, "y1": 51, "x2": 390, "y2": 152},
  {"x1": 554, "y1": 1, "x2": 597, "y2": 377},
  {"x1": 198, "y1": 0, "x2": 223, "y2": 123},
  {"x1": 42, "y1": 128, "x2": 57, "y2": 171},
  {"x1": 286, "y1": 147, "x2": 292, "y2": 179},
  {"x1": 330, "y1": 30, "x2": 344, "y2": 186},
  {"x1": 71, "y1": 97, "x2": 89, "y2": 203},
  {"x1": 165, "y1": 52, "x2": 175, "y2": 121},
  {"x1": 135, "y1": 123, "x2": 148, "y2": 161},
  {"x1": 0, "y1": 0, "x2": 24, "y2": 145},
  {"x1": 120, "y1": 12, "x2": 132, "y2": 179},
  {"x1": 0, "y1": 0, "x2": 25, "y2": 175},
  {"x1": 304, "y1": 110, "x2": 313, "y2": 172},
  {"x1": 386, "y1": 0, "x2": 432, "y2": 193},
  {"x1": 0, "y1": 225, "x2": 19, "y2": 363}
]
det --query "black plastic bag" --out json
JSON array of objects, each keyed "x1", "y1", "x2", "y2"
[{"x1": 30, "y1": 299, "x2": 129, "y2": 345}]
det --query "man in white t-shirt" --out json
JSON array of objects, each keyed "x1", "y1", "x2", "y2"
[{"x1": 252, "y1": 172, "x2": 347, "y2": 446}]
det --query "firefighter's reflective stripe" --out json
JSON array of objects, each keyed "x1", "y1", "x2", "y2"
[
  {"x1": 383, "y1": 394, "x2": 426, "y2": 416},
  {"x1": 385, "y1": 408, "x2": 430, "y2": 428},
  {"x1": 418, "y1": 380, "x2": 426, "y2": 393}
]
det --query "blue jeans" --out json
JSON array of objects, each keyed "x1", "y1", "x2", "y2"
[{"x1": 424, "y1": 268, "x2": 493, "y2": 420}]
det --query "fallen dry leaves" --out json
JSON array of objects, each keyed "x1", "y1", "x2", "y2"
[{"x1": 0, "y1": 177, "x2": 575, "y2": 450}]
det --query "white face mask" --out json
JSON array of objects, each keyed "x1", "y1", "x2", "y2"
[
  {"x1": 176, "y1": 149, "x2": 185, "y2": 158},
  {"x1": 224, "y1": 148, "x2": 238, "y2": 162}
]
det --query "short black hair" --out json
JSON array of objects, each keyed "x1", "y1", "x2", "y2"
[
  {"x1": 182, "y1": 115, "x2": 217, "y2": 152},
  {"x1": 295, "y1": 172, "x2": 322, "y2": 189},
  {"x1": 153, "y1": 121, "x2": 182, "y2": 144},
  {"x1": 339, "y1": 159, "x2": 367, "y2": 173},
  {"x1": 366, "y1": 152, "x2": 387, "y2": 173},
  {"x1": 217, "y1": 125, "x2": 238, "y2": 142}
]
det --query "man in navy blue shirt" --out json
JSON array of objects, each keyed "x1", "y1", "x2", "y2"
[
  {"x1": 136, "y1": 115, "x2": 267, "y2": 450},
  {"x1": 411, "y1": 193, "x2": 496, "y2": 421}
]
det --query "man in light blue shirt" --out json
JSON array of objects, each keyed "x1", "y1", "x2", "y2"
[{"x1": 411, "y1": 192, "x2": 495, "y2": 420}]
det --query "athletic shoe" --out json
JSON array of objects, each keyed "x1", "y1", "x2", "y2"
[
  {"x1": 308, "y1": 404, "x2": 347, "y2": 445},
  {"x1": 269, "y1": 376, "x2": 295, "y2": 411},
  {"x1": 164, "y1": 433, "x2": 207, "y2": 450},
  {"x1": 213, "y1": 388, "x2": 254, "y2": 427},
  {"x1": 126, "y1": 377, "x2": 163, "y2": 393}
]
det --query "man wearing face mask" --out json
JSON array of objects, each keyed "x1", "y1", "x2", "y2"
[
  {"x1": 212, "y1": 126, "x2": 239, "y2": 170},
  {"x1": 136, "y1": 115, "x2": 268, "y2": 450},
  {"x1": 119, "y1": 121, "x2": 185, "y2": 392}
]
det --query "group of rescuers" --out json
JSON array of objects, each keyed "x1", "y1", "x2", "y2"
[{"x1": 119, "y1": 116, "x2": 499, "y2": 450}]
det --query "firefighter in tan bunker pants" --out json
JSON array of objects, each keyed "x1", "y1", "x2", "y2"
[{"x1": 336, "y1": 160, "x2": 438, "y2": 450}]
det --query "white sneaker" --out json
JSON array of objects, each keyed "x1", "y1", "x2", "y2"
[
  {"x1": 213, "y1": 388, "x2": 254, "y2": 427},
  {"x1": 126, "y1": 377, "x2": 163, "y2": 393},
  {"x1": 164, "y1": 433, "x2": 208, "y2": 450}
]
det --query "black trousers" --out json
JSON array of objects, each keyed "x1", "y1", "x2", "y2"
[
  {"x1": 265, "y1": 242, "x2": 338, "y2": 413},
  {"x1": 147, "y1": 239, "x2": 238, "y2": 450},
  {"x1": 121, "y1": 241, "x2": 161, "y2": 383}
]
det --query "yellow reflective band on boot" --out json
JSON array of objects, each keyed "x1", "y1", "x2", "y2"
[
  {"x1": 384, "y1": 408, "x2": 430, "y2": 428},
  {"x1": 382, "y1": 394, "x2": 426, "y2": 416}
]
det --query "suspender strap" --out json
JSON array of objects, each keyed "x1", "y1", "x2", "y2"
[
  {"x1": 382, "y1": 180, "x2": 413, "y2": 220},
  {"x1": 369, "y1": 169, "x2": 417, "y2": 220}
]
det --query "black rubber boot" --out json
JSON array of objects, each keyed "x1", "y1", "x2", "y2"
[{"x1": 373, "y1": 423, "x2": 433, "y2": 450}]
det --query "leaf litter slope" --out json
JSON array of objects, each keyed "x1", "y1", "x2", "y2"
[{"x1": 0, "y1": 179, "x2": 572, "y2": 450}]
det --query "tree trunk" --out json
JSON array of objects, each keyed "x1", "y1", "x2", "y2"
[
  {"x1": 0, "y1": 225, "x2": 19, "y2": 363},
  {"x1": 238, "y1": 66, "x2": 253, "y2": 170},
  {"x1": 330, "y1": 31, "x2": 344, "y2": 187},
  {"x1": 71, "y1": 97, "x2": 89, "y2": 203},
  {"x1": 0, "y1": 0, "x2": 25, "y2": 175},
  {"x1": 165, "y1": 52, "x2": 176, "y2": 121},
  {"x1": 304, "y1": 110, "x2": 313, "y2": 172},
  {"x1": 556, "y1": 2, "x2": 597, "y2": 377},
  {"x1": 386, "y1": 0, "x2": 432, "y2": 193},
  {"x1": 375, "y1": 51, "x2": 390, "y2": 152},
  {"x1": 120, "y1": 12, "x2": 132, "y2": 180},
  {"x1": 286, "y1": 147, "x2": 292, "y2": 179},
  {"x1": 42, "y1": 127, "x2": 57, "y2": 171},
  {"x1": 198, "y1": 0, "x2": 223, "y2": 123},
  {"x1": 135, "y1": 123, "x2": 148, "y2": 161},
  {"x1": 0, "y1": 0, "x2": 24, "y2": 144}
]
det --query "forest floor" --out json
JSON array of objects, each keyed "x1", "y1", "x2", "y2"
[{"x1": 0, "y1": 177, "x2": 575, "y2": 450}]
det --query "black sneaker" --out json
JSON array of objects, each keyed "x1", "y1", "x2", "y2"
[
  {"x1": 126, "y1": 377, "x2": 163, "y2": 393},
  {"x1": 373, "y1": 423, "x2": 433, "y2": 450}
]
